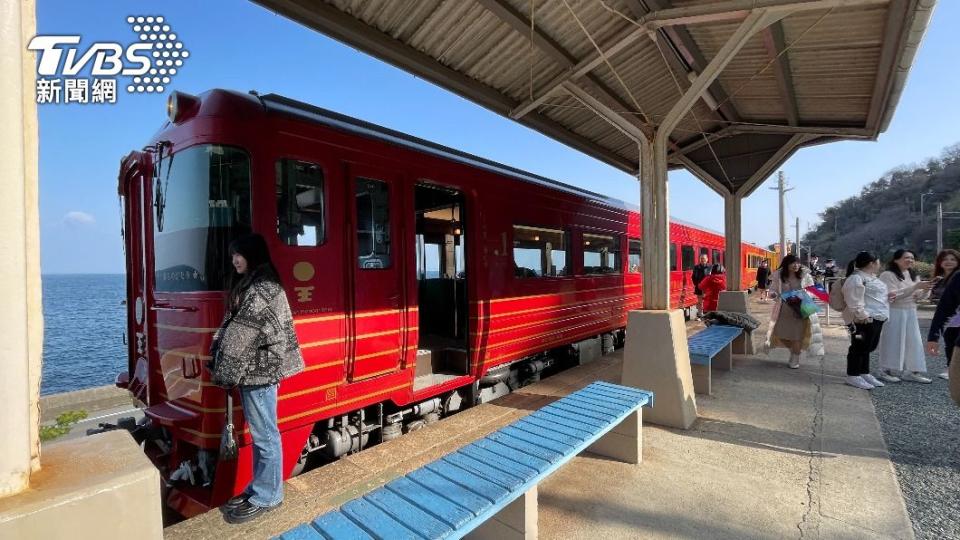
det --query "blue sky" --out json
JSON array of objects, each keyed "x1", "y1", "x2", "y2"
[{"x1": 37, "y1": 0, "x2": 960, "y2": 273}]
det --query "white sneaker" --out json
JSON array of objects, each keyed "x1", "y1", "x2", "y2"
[
  {"x1": 862, "y1": 374, "x2": 885, "y2": 387},
  {"x1": 939, "y1": 371, "x2": 950, "y2": 380},
  {"x1": 901, "y1": 372, "x2": 933, "y2": 384},
  {"x1": 846, "y1": 376, "x2": 874, "y2": 390},
  {"x1": 788, "y1": 354, "x2": 800, "y2": 369},
  {"x1": 878, "y1": 371, "x2": 900, "y2": 383}
]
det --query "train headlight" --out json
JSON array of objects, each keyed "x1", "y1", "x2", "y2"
[{"x1": 167, "y1": 91, "x2": 199, "y2": 124}]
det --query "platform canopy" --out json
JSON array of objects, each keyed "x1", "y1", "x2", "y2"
[{"x1": 252, "y1": 0, "x2": 932, "y2": 198}]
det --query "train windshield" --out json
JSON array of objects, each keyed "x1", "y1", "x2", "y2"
[{"x1": 153, "y1": 144, "x2": 252, "y2": 292}]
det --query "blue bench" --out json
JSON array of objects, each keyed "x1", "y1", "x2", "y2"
[
  {"x1": 688, "y1": 325, "x2": 743, "y2": 395},
  {"x1": 275, "y1": 381, "x2": 653, "y2": 540}
]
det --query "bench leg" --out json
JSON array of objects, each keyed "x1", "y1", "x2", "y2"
[
  {"x1": 715, "y1": 344, "x2": 733, "y2": 371},
  {"x1": 466, "y1": 486, "x2": 537, "y2": 540},
  {"x1": 691, "y1": 363, "x2": 711, "y2": 395},
  {"x1": 732, "y1": 330, "x2": 755, "y2": 355},
  {"x1": 587, "y1": 409, "x2": 642, "y2": 464}
]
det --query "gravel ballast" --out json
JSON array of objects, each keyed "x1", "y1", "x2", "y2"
[{"x1": 869, "y1": 310, "x2": 960, "y2": 540}]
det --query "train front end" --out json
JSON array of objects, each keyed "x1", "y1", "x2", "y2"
[{"x1": 115, "y1": 90, "x2": 270, "y2": 516}]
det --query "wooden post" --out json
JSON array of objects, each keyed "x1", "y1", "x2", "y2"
[
  {"x1": 724, "y1": 194, "x2": 742, "y2": 290},
  {"x1": 640, "y1": 138, "x2": 671, "y2": 309}
]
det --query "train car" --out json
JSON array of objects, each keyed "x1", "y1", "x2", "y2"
[{"x1": 115, "y1": 89, "x2": 774, "y2": 516}]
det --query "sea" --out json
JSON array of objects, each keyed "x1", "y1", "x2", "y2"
[{"x1": 41, "y1": 274, "x2": 127, "y2": 396}]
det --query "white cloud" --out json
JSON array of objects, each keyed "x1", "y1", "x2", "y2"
[{"x1": 62, "y1": 211, "x2": 95, "y2": 226}]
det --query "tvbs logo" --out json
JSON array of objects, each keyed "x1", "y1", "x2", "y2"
[{"x1": 29, "y1": 16, "x2": 189, "y2": 104}]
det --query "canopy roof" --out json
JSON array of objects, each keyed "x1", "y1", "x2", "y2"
[{"x1": 252, "y1": 0, "x2": 934, "y2": 196}]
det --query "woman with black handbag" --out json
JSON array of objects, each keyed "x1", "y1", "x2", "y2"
[
  {"x1": 841, "y1": 252, "x2": 892, "y2": 390},
  {"x1": 209, "y1": 233, "x2": 304, "y2": 524}
]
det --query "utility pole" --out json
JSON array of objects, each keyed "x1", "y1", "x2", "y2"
[
  {"x1": 937, "y1": 203, "x2": 943, "y2": 253},
  {"x1": 796, "y1": 217, "x2": 801, "y2": 258},
  {"x1": 770, "y1": 171, "x2": 794, "y2": 259}
]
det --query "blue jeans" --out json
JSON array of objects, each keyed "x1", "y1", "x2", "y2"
[{"x1": 239, "y1": 384, "x2": 283, "y2": 507}]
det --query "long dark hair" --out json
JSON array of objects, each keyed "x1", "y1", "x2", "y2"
[
  {"x1": 711, "y1": 264, "x2": 725, "y2": 275},
  {"x1": 227, "y1": 233, "x2": 281, "y2": 311},
  {"x1": 934, "y1": 249, "x2": 960, "y2": 279},
  {"x1": 845, "y1": 251, "x2": 878, "y2": 277},
  {"x1": 779, "y1": 254, "x2": 802, "y2": 282},
  {"x1": 886, "y1": 249, "x2": 917, "y2": 282}
]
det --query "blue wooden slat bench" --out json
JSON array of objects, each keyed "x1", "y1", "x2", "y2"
[
  {"x1": 275, "y1": 381, "x2": 653, "y2": 540},
  {"x1": 687, "y1": 324, "x2": 743, "y2": 395}
]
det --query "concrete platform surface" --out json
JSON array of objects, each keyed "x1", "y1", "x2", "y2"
[{"x1": 165, "y1": 299, "x2": 913, "y2": 539}]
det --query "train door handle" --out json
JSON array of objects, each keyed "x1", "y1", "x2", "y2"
[{"x1": 181, "y1": 356, "x2": 201, "y2": 379}]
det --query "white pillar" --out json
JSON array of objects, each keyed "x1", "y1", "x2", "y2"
[
  {"x1": 0, "y1": 0, "x2": 42, "y2": 498},
  {"x1": 724, "y1": 194, "x2": 742, "y2": 291}
]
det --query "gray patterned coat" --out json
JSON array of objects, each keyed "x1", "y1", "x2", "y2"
[{"x1": 211, "y1": 280, "x2": 304, "y2": 387}]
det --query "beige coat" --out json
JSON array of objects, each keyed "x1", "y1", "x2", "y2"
[{"x1": 765, "y1": 269, "x2": 825, "y2": 357}]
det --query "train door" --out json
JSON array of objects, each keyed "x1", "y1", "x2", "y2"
[
  {"x1": 347, "y1": 165, "x2": 405, "y2": 382},
  {"x1": 119, "y1": 151, "x2": 153, "y2": 404},
  {"x1": 413, "y1": 183, "x2": 468, "y2": 391}
]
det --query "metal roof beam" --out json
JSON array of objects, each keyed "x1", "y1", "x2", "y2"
[
  {"x1": 475, "y1": 0, "x2": 653, "y2": 135},
  {"x1": 253, "y1": 0, "x2": 637, "y2": 172},
  {"x1": 865, "y1": 0, "x2": 910, "y2": 130},
  {"x1": 626, "y1": 0, "x2": 743, "y2": 124},
  {"x1": 672, "y1": 154, "x2": 730, "y2": 196},
  {"x1": 511, "y1": 0, "x2": 888, "y2": 120},
  {"x1": 562, "y1": 82, "x2": 648, "y2": 142},
  {"x1": 761, "y1": 22, "x2": 800, "y2": 126},
  {"x1": 736, "y1": 134, "x2": 817, "y2": 197}
]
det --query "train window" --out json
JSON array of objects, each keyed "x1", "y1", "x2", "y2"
[
  {"x1": 153, "y1": 145, "x2": 251, "y2": 292},
  {"x1": 670, "y1": 243, "x2": 678, "y2": 271},
  {"x1": 628, "y1": 239, "x2": 642, "y2": 273},
  {"x1": 713, "y1": 249, "x2": 722, "y2": 265},
  {"x1": 356, "y1": 178, "x2": 391, "y2": 269},
  {"x1": 276, "y1": 159, "x2": 324, "y2": 246},
  {"x1": 681, "y1": 245, "x2": 696, "y2": 270},
  {"x1": 583, "y1": 233, "x2": 620, "y2": 274},
  {"x1": 513, "y1": 225, "x2": 567, "y2": 277},
  {"x1": 699, "y1": 247, "x2": 709, "y2": 261}
]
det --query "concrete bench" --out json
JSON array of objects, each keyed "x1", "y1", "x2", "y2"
[
  {"x1": 274, "y1": 381, "x2": 653, "y2": 540},
  {"x1": 688, "y1": 325, "x2": 743, "y2": 395}
]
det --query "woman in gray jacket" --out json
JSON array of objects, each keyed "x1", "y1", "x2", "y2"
[{"x1": 211, "y1": 233, "x2": 304, "y2": 524}]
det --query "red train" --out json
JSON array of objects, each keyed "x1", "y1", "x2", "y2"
[{"x1": 115, "y1": 89, "x2": 773, "y2": 517}]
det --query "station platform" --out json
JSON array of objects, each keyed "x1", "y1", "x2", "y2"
[{"x1": 162, "y1": 298, "x2": 913, "y2": 539}]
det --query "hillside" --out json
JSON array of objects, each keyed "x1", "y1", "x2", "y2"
[{"x1": 803, "y1": 143, "x2": 960, "y2": 265}]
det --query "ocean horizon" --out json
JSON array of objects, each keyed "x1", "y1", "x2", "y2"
[{"x1": 41, "y1": 273, "x2": 127, "y2": 396}]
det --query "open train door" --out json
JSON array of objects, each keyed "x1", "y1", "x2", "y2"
[{"x1": 117, "y1": 150, "x2": 153, "y2": 403}]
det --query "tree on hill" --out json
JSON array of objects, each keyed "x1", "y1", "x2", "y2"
[{"x1": 803, "y1": 143, "x2": 960, "y2": 265}]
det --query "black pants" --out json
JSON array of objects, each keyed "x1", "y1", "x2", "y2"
[
  {"x1": 945, "y1": 327, "x2": 958, "y2": 366},
  {"x1": 847, "y1": 320, "x2": 884, "y2": 376}
]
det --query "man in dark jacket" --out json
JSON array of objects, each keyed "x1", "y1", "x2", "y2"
[{"x1": 692, "y1": 254, "x2": 710, "y2": 318}]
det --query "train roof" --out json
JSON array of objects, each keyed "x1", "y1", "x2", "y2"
[
  {"x1": 234, "y1": 91, "x2": 768, "y2": 252},
  {"x1": 260, "y1": 93, "x2": 632, "y2": 211}
]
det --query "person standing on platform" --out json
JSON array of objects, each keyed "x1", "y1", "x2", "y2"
[
  {"x1": 930, "y1": 249, "x2": 959, "y2": 303},
  {"x1": 210, "y1": 233, "x2": 305, "y2": 524},
  {"x1": 877, "y1": 250, "x2": 934, "y2": 383},
  {"x1": 692, "y1": 253, "x2": 710, "y2": 319},
  {"x1": 766, "y1": 254, "x2": 825, "y2": 369},
  {"x1": 700, "y1": 264, "x2": 726, "y2": 313},
  {"x1": 926, "y1": 252, "x2": 960, "y2": 382},
  {"x1": 841, "y1": 251, "x2": 891, "y2": 390},
  {"x1": 756, "y1": 259, "x2": 771, "y2": 302}
]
